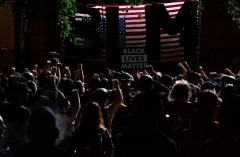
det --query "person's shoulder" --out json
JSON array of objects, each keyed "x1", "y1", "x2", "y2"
[
  {"x1": 57, "y1": 90, "x2": 65, "y2": 99},
  {"x1": 21, "y1": 106, "x2": 31, "y2": 114},
  {"x1": 0, "y1": 101, "x2": 10, "y2": 110},
  {"x1": 158, "y1": 132, "x2": 176, "y2": 144}
]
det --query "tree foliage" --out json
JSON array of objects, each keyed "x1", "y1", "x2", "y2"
[
  {"x1": 224, "y1": 0, "x2": 240, "y2": 27},
  {"x1": 0, "y1": 0, "x2": 12, "y2": 13},
  {"x1": 57, "y1": 0, "x2": 77, "y2": 41},
  {"x1": 1, "y1": 0, "x2": 240, "y2": 39}
]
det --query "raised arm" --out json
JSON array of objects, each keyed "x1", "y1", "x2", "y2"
[
  {"x1": 56, "y1": 62, "x2": 62, "y2": 86},
  {"x1": 74, "y1": 63, "x2": 84, "y2": 83},
  {"x1": 178, "y1": 63, "x2": 188, "y2": 76},
  {"x1": 198, "y1": 66, "x2": 209, "y2": 80},
  {"x1": 42, "y1": 61, "x2": 51, "y2": 75},
  {"x1": 51, "y1": 66, "x2": 58, "y2": 80},
  {"x1": 67, "y1": 89, "x2": 81, "y2": 130},
  {"x1": 181, "y1": 61, "x2": 191, "y2": 72},
  {"x1": 63, "y1": 66, "x2": 71, "y2": 79},
  {"x1": 31, "y1": 64, "x2": 38, "y2": 79},
  {"x1": 112, "y1": 79, "x2": 123, "y2": 106},
  {"x1": 84, "y1": 73, "x2": 99, "y2": 89},
  {"x1": 105, "y1": 79, "x2": 124, "y2": 132},
  {"x1": 224, "y1": 68, "x2": 236, "y2": 77},
  {"x1": 145, "y1": 65, "x2": 160, "y2": 82}
]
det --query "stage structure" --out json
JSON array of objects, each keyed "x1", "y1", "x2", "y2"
[{"x1": 64, "y1": 0, "x2": 200, "y2": 70}]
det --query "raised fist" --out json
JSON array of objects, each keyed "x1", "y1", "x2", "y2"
[
  {"x1": 92, "y1": 74, "x2": 99, "y2": 79},
  {"x1": 145, "y1": 65, "x2": 153, "y2": 71},
  {"x1": 112, "y1": 79, "x2": 119, "y2": 87},
  {"x1": 77, "y1": 63, "x2": 82, "y2": 69}
]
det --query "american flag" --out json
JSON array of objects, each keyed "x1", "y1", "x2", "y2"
[{"x1": 74, "y1": 1, "x2": 199, "y2": 61}]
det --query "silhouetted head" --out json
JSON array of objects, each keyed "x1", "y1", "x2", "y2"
[
  {"x1": 22, "y1": 72, "x2": 35, "y2": 82},
  {"x1": 71, "y1": 80, "x2": 84, "y2": 95},
  {"x1": 27, "y1": 106, "x2": 59, "y2": 145},
  {"x1": 196, "y1": 90, "x2": 219, "y2": 117},
  {"x1": 132, "y1": 91, "x2": 163, "y2": 128},
  {"x1": 161, "y1": 74, "x2": 173, "y2": 89},
  {"x1": 137, "y1": 75, "x2": 154, "y2": 92},
  {"x1": 10, "y1": 82, "x2": 32, "y2": 105},
  {"x1": 118, "y1": 72, "x2": 134, "y2": 88},
  {"x1": 26, "y1": 80, "x2": 37, "y2": 95},
  {"x1": 168, "y1": 80, "x2": 192, "y2": 102},
  {"x1": 93, "y1": 88, "x2": 108, "y2": 107},
  {"x1": 57, "y1": 98, "x2": 71, "y2": 114},
  {"x1": 58, "y1": 78, "x2": 73, "y2": 96}
]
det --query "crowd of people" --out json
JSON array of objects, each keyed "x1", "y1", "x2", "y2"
[{"x1": 0, "y1": 57, "x2": 239, "y2": 157}]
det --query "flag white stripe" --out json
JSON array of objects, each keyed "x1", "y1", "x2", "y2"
[
  {"x1": 160, "y1": 38, "x2": 180, "y2": 42},
  {"x1": 126, "y1": 19, "x2": 145, "y2": 22},
  {"x1": 119, "y1": 15, "x2": 145, "y2": 18},
  {"x1": 119, "y1": 5, "x2": 146, "y2": 9},
  {"x1": 126, "y1": 24, "x2": 146, "y2": 27},
  {"x1": 75, "y1": 18, "x2": 82, "y2": 21},
  {"x1": 169, "y1": 11, "x2": 180, "y2": 15},
  {"x1": 161, "y1": 43, "x2": 181, "y2": 47},
  {"x1": 126, "y1": 29, "x2": 146, "y2": 32},
  {"x1": 165, "y1": 6, "x2": 183, "y2": 11},
  {"x1": 75, "y1": 13, "x2": 92, "y2": 17},
  {"x1": 163, "y1": 2, "x2": 185, "y2": 6}
]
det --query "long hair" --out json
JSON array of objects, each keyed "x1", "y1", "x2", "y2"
[{"x1": 78, "y1": 102, "x2": 106, "y2": 132}]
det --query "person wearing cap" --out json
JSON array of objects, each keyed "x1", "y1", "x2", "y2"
[
  {"x1": 201, "y1": 81, "x2": 217, "y2": 91},
  {"x1": 0, "y1": 82, "x2": 31, "y2": 156},
  {"x1": 118, "y1": 72, "x2": 134, "y2": 88}
]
